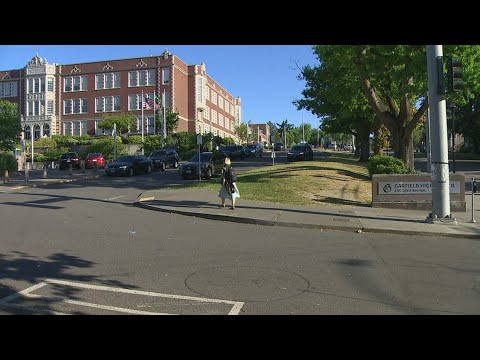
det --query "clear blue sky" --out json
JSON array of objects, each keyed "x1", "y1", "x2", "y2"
[{"x1": 0, "y1": 45, "x2": 320, "y2": 129}]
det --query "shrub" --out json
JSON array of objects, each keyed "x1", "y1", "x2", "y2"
[
  {"x1": 367, "y1": 155, "x2": 415, "y2": 177},
  {"x1": 85, "y1": 138, "x2": 126, "y2": 160},
  {"x1": 0, "y1": 153, "x2": 18, "y2": 173}
]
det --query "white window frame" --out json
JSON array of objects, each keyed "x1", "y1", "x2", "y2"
[
  {"x1": 128, "y1": 70, "x2": 155, "y2": 87},
  {"x1": 162, "y1": 68, "x2": 170, "y2": 84},
  {"x1": 64, "y1": 76, "x2": 88, "y2": 92},
  {"x1": 211, "y1": 91, "x2": 217, "y2": 105},
  {"x1": 218, "y1": 96, "x2": 224, "y2": 110}
]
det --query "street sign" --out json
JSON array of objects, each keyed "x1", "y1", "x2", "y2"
[{"x1": 197, "y1": 134, "x2": 202, "y2": 145}]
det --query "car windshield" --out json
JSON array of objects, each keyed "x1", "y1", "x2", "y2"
[
  {"x1": 117, "y1": 156, "x2": 135, "y2": 163},
  {"x1": 61, "y1": 153, "x2": 77, "y2": 159},
  {"x1": 150, "y1": 150, "x2": 166, "y2": 157},
  {"x1": 189, "y1": 153, "x2": 212, "y2": 162},
  {"x1": 291, "y1": 146, "x2": 305, "y2": 151},
  {"x1": 87, "y1": 153, "x2": 102, "y2": 157}
]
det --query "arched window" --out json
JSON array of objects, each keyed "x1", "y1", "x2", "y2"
[
  {"x1": 34, "y1": 125, "x2": 41, "y2": 140},
  {"x1": 43, "y1": 124, "x2": 50, "y2": 137},
  {"x1": 25, "y1": 126, "x2": 31, "y2": 140}
]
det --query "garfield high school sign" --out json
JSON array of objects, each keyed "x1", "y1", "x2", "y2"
[{"x1": 378, "y1": 181, "x2": 461, "y2": 195}]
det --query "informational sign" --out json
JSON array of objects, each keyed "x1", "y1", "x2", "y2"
[
  {"x1": 378, "y1": 181, "x2": 461, "y2": 195},
  {"x1": 197, "y1": 134, "x2": 202, "y2": 145}
]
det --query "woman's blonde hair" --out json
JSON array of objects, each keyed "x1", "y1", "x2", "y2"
[{"x1": 224, "y1": 157, "x2": 231, "y2": 165}]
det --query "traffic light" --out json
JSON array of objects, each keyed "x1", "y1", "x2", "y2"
[{"x1": 447, "y1": 56, "x2": 464, "y2": 92}]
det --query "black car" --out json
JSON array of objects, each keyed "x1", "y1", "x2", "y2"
[
  {"x1": 105, "y1": 155, "x2": 153, "y2": 176},
  {"x1": 179, "y1": 151, "x2": 225, "y2": 180},
  {"x1": 59, "y1": 152, "x2": 80, "y2": 170},
  {"x1": 221, "y1": 145, "x2": 245, "y2": 160},
  {"x1": 274, "y1": 142, "x2": 284, "y2": 151},
  {"x1": 149, "y1": 149, "x2": 179, "y2": 171},
  {"x1": 244, "y1": 143, "x2": 263, "y2": 158},
  {"x1": 287, "y1": 145, "x2": 314, "y2": 162}
]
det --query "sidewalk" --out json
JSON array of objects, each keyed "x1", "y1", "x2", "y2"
[
  {"x1": 134, "y1": 188, "x2": 480, "y2": 239},
  {"x1": 2, "y1": 169, "x2": 480, "y2": 239}
]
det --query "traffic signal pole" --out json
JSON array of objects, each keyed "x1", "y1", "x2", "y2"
[{"x1": 426, "y1": 45, "x2": 456, "y2": 223}]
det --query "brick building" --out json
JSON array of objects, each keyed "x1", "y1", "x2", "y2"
[{"x1": 0, "y1": 50, "x2": 242, "y2": 142}]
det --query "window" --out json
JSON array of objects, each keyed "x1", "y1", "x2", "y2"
[
  {"x1": 204, "y1": 106, "x2": 210, "y2": 120},
  {"x1": 47, "y1": 100, "x2": 54, "y2": 115},
  {"x1": 128, "y1": 70, "x2": 154, "y2": 87},
  {"x1": 162, "y1": 68, "x2": 170, "y2": 84},
  {"x1": 218, "y1": 96, "x2": 224, "y2": 110},
  {"x1": 225, "y1": 101, "x2": 229, "y2": 114},
  {"x1": 34, "y1": 101, "x2": 39, "y2": 116},
  {"x1": 205, "y1": 86, "x2": 210, "y2": 101},
  {"x1": 96, "y1": 96, "x2": 120, "y2": 113},
  {"x1": 34, "y1": 78, "x2": 40, "y2": 93},
  {"x1": 225, "y1": 116, "x2": 229, "y2": 130},
  {"x1": 96, "y1": 97, "x2": 103, "y2": 113},
  {"x1": 81, "y1": 98, "x2": 88, "y2": 113},
  {"x1": 219, "y1": 113, "x2": 224, "y2": 127},
  {"x1": 196, "y1": 77, "x2": 204, "y2": 103},
  {"x1": 64, "y1": 78, "x2": 72, "y2": 92},
  {"x1": 95, "y1": 73, "x2": 120, "y2": 90},
  {"x1": 0, "y1": 81, "x2": 17, "y2": 97},
  {"x1": 212, "y1": 109, "x2": 217, "y2": 124},
  {"x1": 211, "y1": 91, "x2": 217, "y2": 105},
  {"x1": 164, "y1": 91, "x2": 170, "y2": 108},
  {"x1": 64, "y1": 100, "x2": 72, "y2": 114},
  {"x1": 64, "y1": 76, "x2": 87, "y2": 92},
  {"x1": 47, "y1": 78, "x2": 54, "y2": 92}
]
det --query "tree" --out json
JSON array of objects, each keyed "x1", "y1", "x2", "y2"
[
  {"x1": 234, "y1": 123, "x2": 248, "y2": 144},
  {"x1": 0, "y1": 99, "x2": 22, "y2": 152},
  {"x1": 98, "y1": 112, "x2": 136, "y2": 135},
  {"x1": 276, "y1": 119, "x2": 293, "y2": 147},
  {"x1": 295, "y1": 46, "x2": 376, "y2": 162},
  {"x1": 156, "y1": 108, "x2": 180, "y2": 136}
]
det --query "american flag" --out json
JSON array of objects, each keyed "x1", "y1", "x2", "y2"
[{"x1": 143, "y1": 96, "x2": 154, "y2": 110}]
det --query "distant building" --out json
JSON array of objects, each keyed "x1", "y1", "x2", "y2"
[
  {"x1": 0, "y1": 50, "x2": 242, "y2": 142},
  {"x1": 248, "y1": 122, "x2": 271, "y2": 145}
]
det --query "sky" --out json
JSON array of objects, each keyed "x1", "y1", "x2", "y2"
[{"x1": 0, "y1": 45, "x2": 320, "y2": 129}]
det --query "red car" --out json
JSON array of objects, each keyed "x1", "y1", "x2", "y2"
[{"x1": 85, "y1": 153, "x2": 106, "y2": 169}]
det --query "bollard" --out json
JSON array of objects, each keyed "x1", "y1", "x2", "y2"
[
  {"x1": 69, "y1": 163, "x2": 73, "y2": 176},
  {"x1": 471, "y1": 178, "x2": 477, "y2": 223},
  {"x1": 25, "y1": 162, "x2": 29, "y2": 183},
  {"x1": 4, "y1": 169, "x2": 9, "y2": 184},
  {"x1": 81, "y1": 160, "x2": 85, "y2": 173},
  {"x1": 43, "y1": 165, "x2": 48, "y2": 179}
]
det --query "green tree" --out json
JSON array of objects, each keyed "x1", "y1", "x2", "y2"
[
  {"x1": 98, "y1": 113, "x2": 136, "y2": 134},
  {"x1": 0, "y1": 99, "x2": 22, "y2": 152},
  {"x1": 234, "y1": 123, "x2": 248, "y2": 144},
  {"x1": 156, "y1": 108, "x2": 180, "y2": 136}
]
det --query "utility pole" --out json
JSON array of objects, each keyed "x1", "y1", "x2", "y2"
[
  {"x1": 426, "y1": 45, "x2": 455, "y2": 223},
  {"x1": 113, "y1": 123, "x2": 117, "y2": 160}
]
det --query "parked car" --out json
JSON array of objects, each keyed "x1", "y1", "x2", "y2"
[
  {"x1": 244, "y1": 143, "x2": 263, "y2": 158},
  {"x1": 59, "y1": 152, "x2": 80, "y2": 170},
  {"x1": 287, "y1": 145, "x2": 314, "y2": 162},
  {"x1": 104, "y1": 155, "x2": 153, "y2": 176},
  {"x1": 85, "y1": 153, "x2": 106, "y2": 169},
  {"x1": 274, "y1": 142, "x2": 284, "y2": 151},
  {"x1": 221, "y1": 145, "x2": 245, "y2": 160},
  {"x1": 179, "y1": 151, "x2": 225, "y2": 180},
  {"x1": 149, "y1": 149, "x2": 179, "y2": 171}
]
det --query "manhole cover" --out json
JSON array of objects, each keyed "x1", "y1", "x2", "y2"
[{"x1": 185, "y1": 266, "x2": 309, "y2": 302}]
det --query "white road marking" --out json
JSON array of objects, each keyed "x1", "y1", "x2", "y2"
[
  {"x1": 103, "y1": 195, "x2": 125, "y2": 201},
  {"x1": 2, "y1": 279, "x2": 245, "y2": 315},
  {"x1": 62, "y1": 299, "x2": 171, "y2": 315},
  {"x1": 0, "y1": 281, "x2": 48, "y2": 304}
]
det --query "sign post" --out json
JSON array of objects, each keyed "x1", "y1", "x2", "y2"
[
  {"x1": 271, "y1": 150, "x2": 275, "y2": 166},
  {"x1": 197, "y1": 134, "x2": 202, "y2": 181}
]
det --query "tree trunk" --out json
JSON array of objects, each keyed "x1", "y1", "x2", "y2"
[
  {"x1": 358, "y1": 128, "x2": 370, "y2": 162},
  {"x1": 391, "y1": 125, "x2": 415, "y2": 169}
]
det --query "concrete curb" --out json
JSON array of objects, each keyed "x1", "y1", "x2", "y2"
[{"x1": 134, "y1": 200, "x2": 480, "y2": 239}]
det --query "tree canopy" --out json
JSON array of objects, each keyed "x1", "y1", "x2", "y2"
[{"x1": 0, "y1": 99, "x2": 22, "y2": 152}]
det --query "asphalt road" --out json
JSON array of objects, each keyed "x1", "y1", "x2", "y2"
[{"x1": 1, "y1": 159, "x2": 480, "y2": 314}]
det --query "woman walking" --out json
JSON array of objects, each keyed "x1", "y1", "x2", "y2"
[{"x1": 218, "y1": 157, "x2": 240, "y2": 209}]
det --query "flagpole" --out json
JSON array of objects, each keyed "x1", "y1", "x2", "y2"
[
  {"x1": 163, "y1": 88, "x2": 166, "y2": 141},
  {"x1": 141, "y1": 90, "x2": 144, "y2": 155}
]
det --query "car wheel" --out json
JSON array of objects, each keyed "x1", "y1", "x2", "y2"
[
  {"x1": 128, "y1": 168, "x2": 134, "y2": 177},
  {"x1": 205, "y1": 167, "x2": 212, "y2": 179}
]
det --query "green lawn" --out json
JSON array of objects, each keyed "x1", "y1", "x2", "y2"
[{"x1": 169, "y1": 152, "x2": 373, "y2": 207}]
